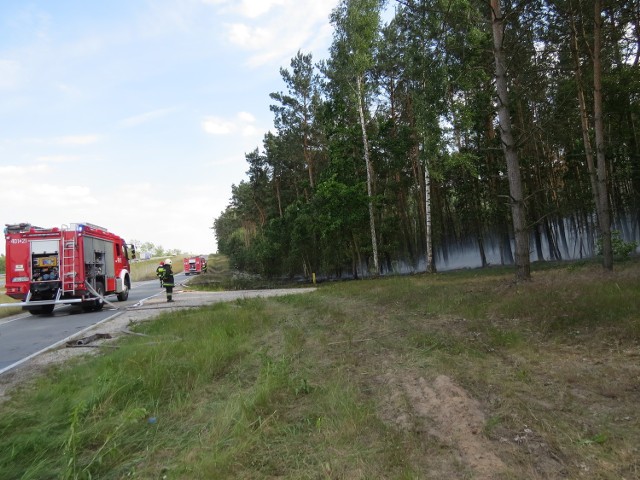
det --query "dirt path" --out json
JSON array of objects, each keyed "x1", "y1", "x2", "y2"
[
  {"x1": 375, "y1": 354, "x2": 509, "y2": 479},
  {"x1": 403, "y1": 375, "x2": 506, "y2": 478}
]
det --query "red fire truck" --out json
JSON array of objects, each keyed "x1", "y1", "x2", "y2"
[
  {"x1": 2, "y1": 222, "x2": 136, "y2": 315},
  {"x1": 183, "y1": 255, "x2": 207, "y2": 275}
]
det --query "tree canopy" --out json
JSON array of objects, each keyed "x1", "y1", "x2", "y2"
[{"x1": 214, "y1": 0, "x2": 640, "y2": 279}]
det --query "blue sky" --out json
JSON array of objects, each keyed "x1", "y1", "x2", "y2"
[{"x1": 0, "y1": 0, "x2": 341, "y2": 255}]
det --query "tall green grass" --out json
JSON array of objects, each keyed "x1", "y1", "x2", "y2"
[
  {"x1": 0, "y1": 298, "x2": 406, "y2": 478},
  {"x1": 1, "y1": 259, "x2": 639, "y2": 478}
]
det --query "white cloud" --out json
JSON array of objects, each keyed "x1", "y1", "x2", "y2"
[
  {"x1": 202, "y1": 111, "x2": 258, "y2": 136},
  {"x1": 38, "y1": 185, "x2": 97, "y2": 204},
  {"x1": 0, "y1": 164, "x2": 51, "y2": 176},
  {"x1": 227, "y1": 23, "x2": 273, "y2": 49},
  {"x1": 106, "y1": 183, "x2": 221, "y2": 254},
  {"x1": 120, "y1": 182, "x2": 152, "y2": 192},
  {"x1": 216, "y1": 0, "x2": 338, "y2": 67},
  {"x1": 0, "y1": 182, "x2": 98, "y2": 211},
  {"x1": 202, "y1": 116, "x2": 236, "y2": 135},
  {"x1": 237, "y1": 111, "x2": 256, "y2": 123},
  {"x1": 237, "y1": 0, "x2": 287, "y2": 19}
]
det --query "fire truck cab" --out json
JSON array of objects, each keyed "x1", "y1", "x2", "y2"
[
  {"x1": 3, "y1": 222, "x2": 136, "y2": 315},
  {"x1": 183, "y1": 255, "x2": 207, "y2": 275}
]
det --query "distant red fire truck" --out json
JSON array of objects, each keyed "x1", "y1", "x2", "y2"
[
  {"x1": 183, "y1": 256, "x2": 207, "y2": 275},
  {"x1": 2, "y1": 222, "x2": 136, "y2": 315}
]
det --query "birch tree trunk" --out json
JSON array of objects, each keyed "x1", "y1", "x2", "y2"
[
  {"x1": 490, "y1": 0, "x2": 531, "y2": 280},
  {"x1": 424, "y1": 160, "x2": 435, "y2": 273},
  {"x1": 356, "y1": 75, "x2": 380, "y2": 274}
]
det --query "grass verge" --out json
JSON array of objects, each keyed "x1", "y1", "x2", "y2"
[{"x1": 0, "y1": 259, "x2": 639, "y2": 478}]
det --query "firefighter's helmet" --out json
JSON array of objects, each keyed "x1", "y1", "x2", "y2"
[{"x1": 165, "y1": 258, "x2": 172, "y2": 265}]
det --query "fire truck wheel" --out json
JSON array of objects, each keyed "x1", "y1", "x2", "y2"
[
  {"x1": 41, "y1": 304, "x2": 55, "y2": 315},
  {"x1": 25, "y1": 305, "x2": 55, "y2": 315},
  {"x1": 117, "y1": 286, "x2": 129, "y2": 301},
  {"x1": 82, "y1": 282, "x2": 105, "y2": 312},
  {"x1": 93, "y1": 282, "x2": 105, "y2": 311}
]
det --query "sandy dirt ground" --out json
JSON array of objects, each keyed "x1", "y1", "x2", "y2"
[{"x1": 0, "y1": 287, "x2": 315, "y2": 403}]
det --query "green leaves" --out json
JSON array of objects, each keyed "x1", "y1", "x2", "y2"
[{"x1": 213, "y1": 0, "x2": 640, "y2": 279}]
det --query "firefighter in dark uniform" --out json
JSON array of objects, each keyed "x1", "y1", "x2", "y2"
[
  {"x1": 162, "y1": 258, "x2": 175, "y2": 302},
  {"x1": 156, "y1": 261, "x2": 165, "y2": 287}
]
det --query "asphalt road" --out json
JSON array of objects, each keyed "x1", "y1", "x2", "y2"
[{"x1": 0, "y1": 274, "x2": 182, "y2": 375}]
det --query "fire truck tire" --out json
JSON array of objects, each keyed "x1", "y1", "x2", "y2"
[
  {"x1": 94, "y1": 282, "x2": 105, "y2": 311},
  {"x1": 82, "y1": 282, "x2": 105, "y2": 312},
  {"x1": 41, "y1": 304, "x2": 55, "y2": 315},
  {"x1": 25, "y1": 305, "x2": 55, "y2": 315},
  {"x1": 117, "y1": 286, "x2": 129, "y2": 301}
]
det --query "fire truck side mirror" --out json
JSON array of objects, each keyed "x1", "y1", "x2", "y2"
[{"x1": 130, "y1": 244, "x2": 136, "y2": 259}]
